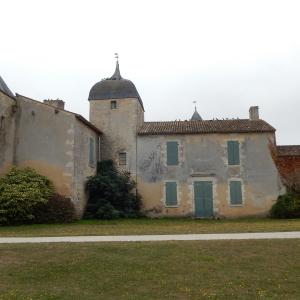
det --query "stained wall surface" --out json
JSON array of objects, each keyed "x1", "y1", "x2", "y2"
[
  {"x1": 137, "y1": 132, "x2": 284, "y2": 217},
  {"x1": 73, "y1": 119, "x2": 99, "y2": 215},
  {"x1": 90, "y1": 98, "x2": 144, "y2": 176},
  {"x1": 0, "y1": 91, "x2": 16, "y2": 175},
  {"x1": 14, "y1": 95, "x2": 99, "y2": 216}
]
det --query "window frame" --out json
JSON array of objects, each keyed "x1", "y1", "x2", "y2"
[
  {"x1": 111, "y1": 100, "x2": 117, "y2": 110},
  {"x1": 228, "y1": 179, "x2": 244, "y2": 206},
  {"x1": 118, "y1": 152, "x2": 127, "y2": 166},
  {"x1": 227, "y1": 140, "x2": 240, "y2": 166},
  {"x1": 164, "y1": 180, "x2": 179, "y2": 207},
  {"x1": 166, "y1": 140, "x2": 179, "y2": 166},
  {"x1": 89, "y1": 137, "x2": 95, "y2": 167}
]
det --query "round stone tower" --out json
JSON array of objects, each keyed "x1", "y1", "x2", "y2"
[{"x1": 88, "y1": 60, "x2": 144, "y2": 176}]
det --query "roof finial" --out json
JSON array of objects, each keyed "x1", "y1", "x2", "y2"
[
  {"x1": 110, "y1": 53, "x2": 122, "y2": 80},
  {"x1": 193, "y1": 100, "x2": 197, "y2": 111}
]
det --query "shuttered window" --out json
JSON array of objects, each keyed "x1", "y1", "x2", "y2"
[
  {"x1": 230, "y1": 181, "x2": 243, "y2": 205},
  {"x1": 167, "y1": 141, "x2": 179, "y2": 165},
  {"x1": 89, "y1": 137, "x2": 95, "y2": 166},
  {"x1": 165, "y1": 182, "x2": 178, "y2": 206},
  {"x1": 227, "y1": 141, "x2": 240, "y2": 165}
]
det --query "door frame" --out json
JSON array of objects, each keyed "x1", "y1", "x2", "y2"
[{"x1": 192, "y1": 178, "x2": 215, "y2": 218}]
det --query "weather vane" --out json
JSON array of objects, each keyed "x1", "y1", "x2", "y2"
[
  {"x1": 193, "y1": 101, "x2": 197, "y2": 111},
  {"x1": 114, "y1": 53, "x2": 119, "y2": 62}
]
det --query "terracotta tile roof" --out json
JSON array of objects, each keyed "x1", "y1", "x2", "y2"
[
  {"x1": 277, "y1": 145, "x2": 300, "y2": 156},
  {"x1": 138, "y1": 119, "x2": 275, "y2": 135}
]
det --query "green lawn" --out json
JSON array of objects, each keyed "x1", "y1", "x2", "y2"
[
  {"x1": 0, "y1": 240, "x2": 299, "y2": 299},
  {"x1": 0, "y1": 218, "x2": 300, "y2": 237}
]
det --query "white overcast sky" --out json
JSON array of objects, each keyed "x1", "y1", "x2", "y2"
[{"x1": 1, "y1": 0, "x2": 299, "y2": 144}]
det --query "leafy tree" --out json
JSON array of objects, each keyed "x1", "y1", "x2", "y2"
[
  {"x1": 84, "y1": 160, "x2": 141, "y2": 219},
  {"x1": 0, "y1": 167, "x2": 54, "y2": 225}
]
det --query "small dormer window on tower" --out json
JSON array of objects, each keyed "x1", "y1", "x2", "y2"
[
  {"x1": 111, "y1": 100, "x2": 117, "y2": 109},
  {"x1": 119, "y1": 152, "x2": 127, "y2": 166}
]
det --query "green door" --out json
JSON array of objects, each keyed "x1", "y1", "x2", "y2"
[{"x1": 194, "y1": 181, "x2": 213, "y2": 218}]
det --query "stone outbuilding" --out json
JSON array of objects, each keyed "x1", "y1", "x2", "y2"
[{"x1": 0, "y1": 78, "x2": 101, "y2": 217}]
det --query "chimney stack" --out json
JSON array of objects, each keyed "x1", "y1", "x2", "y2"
[
  {"x1": 43, "y1": 99, "x2": 65, "y2": 110},
  {"x1": 249, "y1": 106, "x2": 259, "y2": 120}
]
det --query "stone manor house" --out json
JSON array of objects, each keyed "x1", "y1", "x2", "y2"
[{"x1": 1, "y1": 63, "x2": 299, "y2": 218}]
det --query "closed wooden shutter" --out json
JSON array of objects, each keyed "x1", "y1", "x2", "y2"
[
  {"x1": 227, "y1": 141, "x2": 240, "y2": 165},
  {"x1": 165, "y1": 182, "x2": 178, "y2": 206},
  {"x1": 230, "y1": 181, "x2": 242, "y2": 205},
  {"x1": 89, "y1": 137, "x2": 95, "y2": 166},
  {"x1": 167, "y1": 141, "x2": 179, "y2": 165}
]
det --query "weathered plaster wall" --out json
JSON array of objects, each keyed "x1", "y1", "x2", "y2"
[
  {"x1": 137, "y1": 132, "x2": 284, "y2": 217},
  {"x1": 14, "y1": 95, "x2": 76, "y2": 200},
  {"x1": 90, "y1": 98, "x2": 144, "y2": 176},
  {"x1": 0, "y1": 92, "x2": 16, "y2": 175},
  {"x1": 73, "y1": 120, "x2": 99, "y2": 215}
]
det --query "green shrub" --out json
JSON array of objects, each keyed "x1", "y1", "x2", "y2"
[
  {"x1": 270, "y1": 193, "x2": 300, "y2": 218},
  {"x1": 84, "y1": 160, "x2": 141, "y2": 219},
  {"x1": 32, "y1": 193, "x2": 76, "y2": 224},
  {"x1": 0, "y1": 167, "x2": 54, "y2": 225}
]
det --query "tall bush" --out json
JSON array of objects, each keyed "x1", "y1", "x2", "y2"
[
  {"x1": 0, "y1": 167, "x2": 54, "y2": 225},
  {"x1": 84, "y1": 160, "x2": 141, "y2": 219},
  {"x1": 32, "y1": 193, "x2": 76, "y2": 224},
  {"x1": 270, "y1": 192, "x2": 300, "y2": 218}
]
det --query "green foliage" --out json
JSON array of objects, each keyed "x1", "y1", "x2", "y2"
[
  {"x1": 32, "y1": 193, "x2": 76, "y2": 224},
  {"x1": 84, "y1": 160, "x2": 141, "y2": 219},
  {"x1": 0, "y1": 167, "x2": 54, "y2": 225},
  {"x1": 270, "y1": 193, "x2": 300, "y2": 218}
]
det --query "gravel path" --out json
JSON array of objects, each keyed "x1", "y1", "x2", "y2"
[{"x1": 0, "y1": 231, "x2": 300, "y2": 243}]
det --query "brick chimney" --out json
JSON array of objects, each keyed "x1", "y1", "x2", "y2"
[
  {"x1": 43, "y1": 99, "x2": 65, "y2": 110},
  {"x1": 249, "y1": 106, "x2": 259, "y2": 120}
]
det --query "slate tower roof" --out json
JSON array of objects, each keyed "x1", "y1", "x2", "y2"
[
  {"x1": 88, "y1": 61, "x2": 144, "y2": 110},
  {"x1": 0, "y1": 76, "x2": 14, "y2": 97},
  {"x1": 191, "y1": 108, "x2": 202, "y2": 121}
]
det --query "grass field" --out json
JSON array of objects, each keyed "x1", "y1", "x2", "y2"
[
  {"x1": 0, "y1": 218, "x2": 300, "y2": 237},
  {"x1": 0, "y1": 239, "x2": 299, "y2": 299}
]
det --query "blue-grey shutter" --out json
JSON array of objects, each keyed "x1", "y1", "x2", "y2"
[
  {"x1": 89, "y1": 138, "x2": 95, "y2": 166},
  {"x1": 167, "y1": 141, "x2": 179, "y2": 165},
  {"x1": 230, "y1": 181, "x2": 242, "y2": 205},
  {"x1": 166, "y1": 182, "x2": 178, "y2": 206},
  {"x1": 227, "y1": 141, "x2": 240, "y2": 165}
]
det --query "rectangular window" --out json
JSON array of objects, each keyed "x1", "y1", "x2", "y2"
[
  {"x1": 227, "y1": 141, "x2": 240, "y2": 165},
  {"x1": 229, "y1": 181, "x2": 243, "y2": 205},
  {"x1": 165, "y1": 181, "x2": 178, "y2": 206},
  {"x1": 119, "y1": 152, "x2": 127, "y2": 166},
  {"x1": 89, "y1": 137, "x2": 95, "y2": 166},
  {"x1": 111, "y1": 100, "x2": 117, "y2": 109},
  {"x1": 167, "y1": 141, "x2": 179, "y2": 165}
]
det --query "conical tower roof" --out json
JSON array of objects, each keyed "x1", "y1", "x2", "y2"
[
  {"x1": 191, "y1": 108, "x2": 202, "y2": 121},
  {"x1": 88, "y1": 60, "x2": 144, "y2": 110}
]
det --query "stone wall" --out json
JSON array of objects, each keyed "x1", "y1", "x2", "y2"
[
  {"x1": 73, "y1": 119, "x2": 99, "y2": 215},
  {"x1": 137, "y1": 132, "x2": 284, "y2": 217},
  {"x1": 14, "y1": 95, "x2": 99, "y2": 216},
  {"x1": 0, "y1": 91, "x2": 17, "y2": 175},
  {"x1": 90, "y1": 98, "x2": 144, "y2": 177}
]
